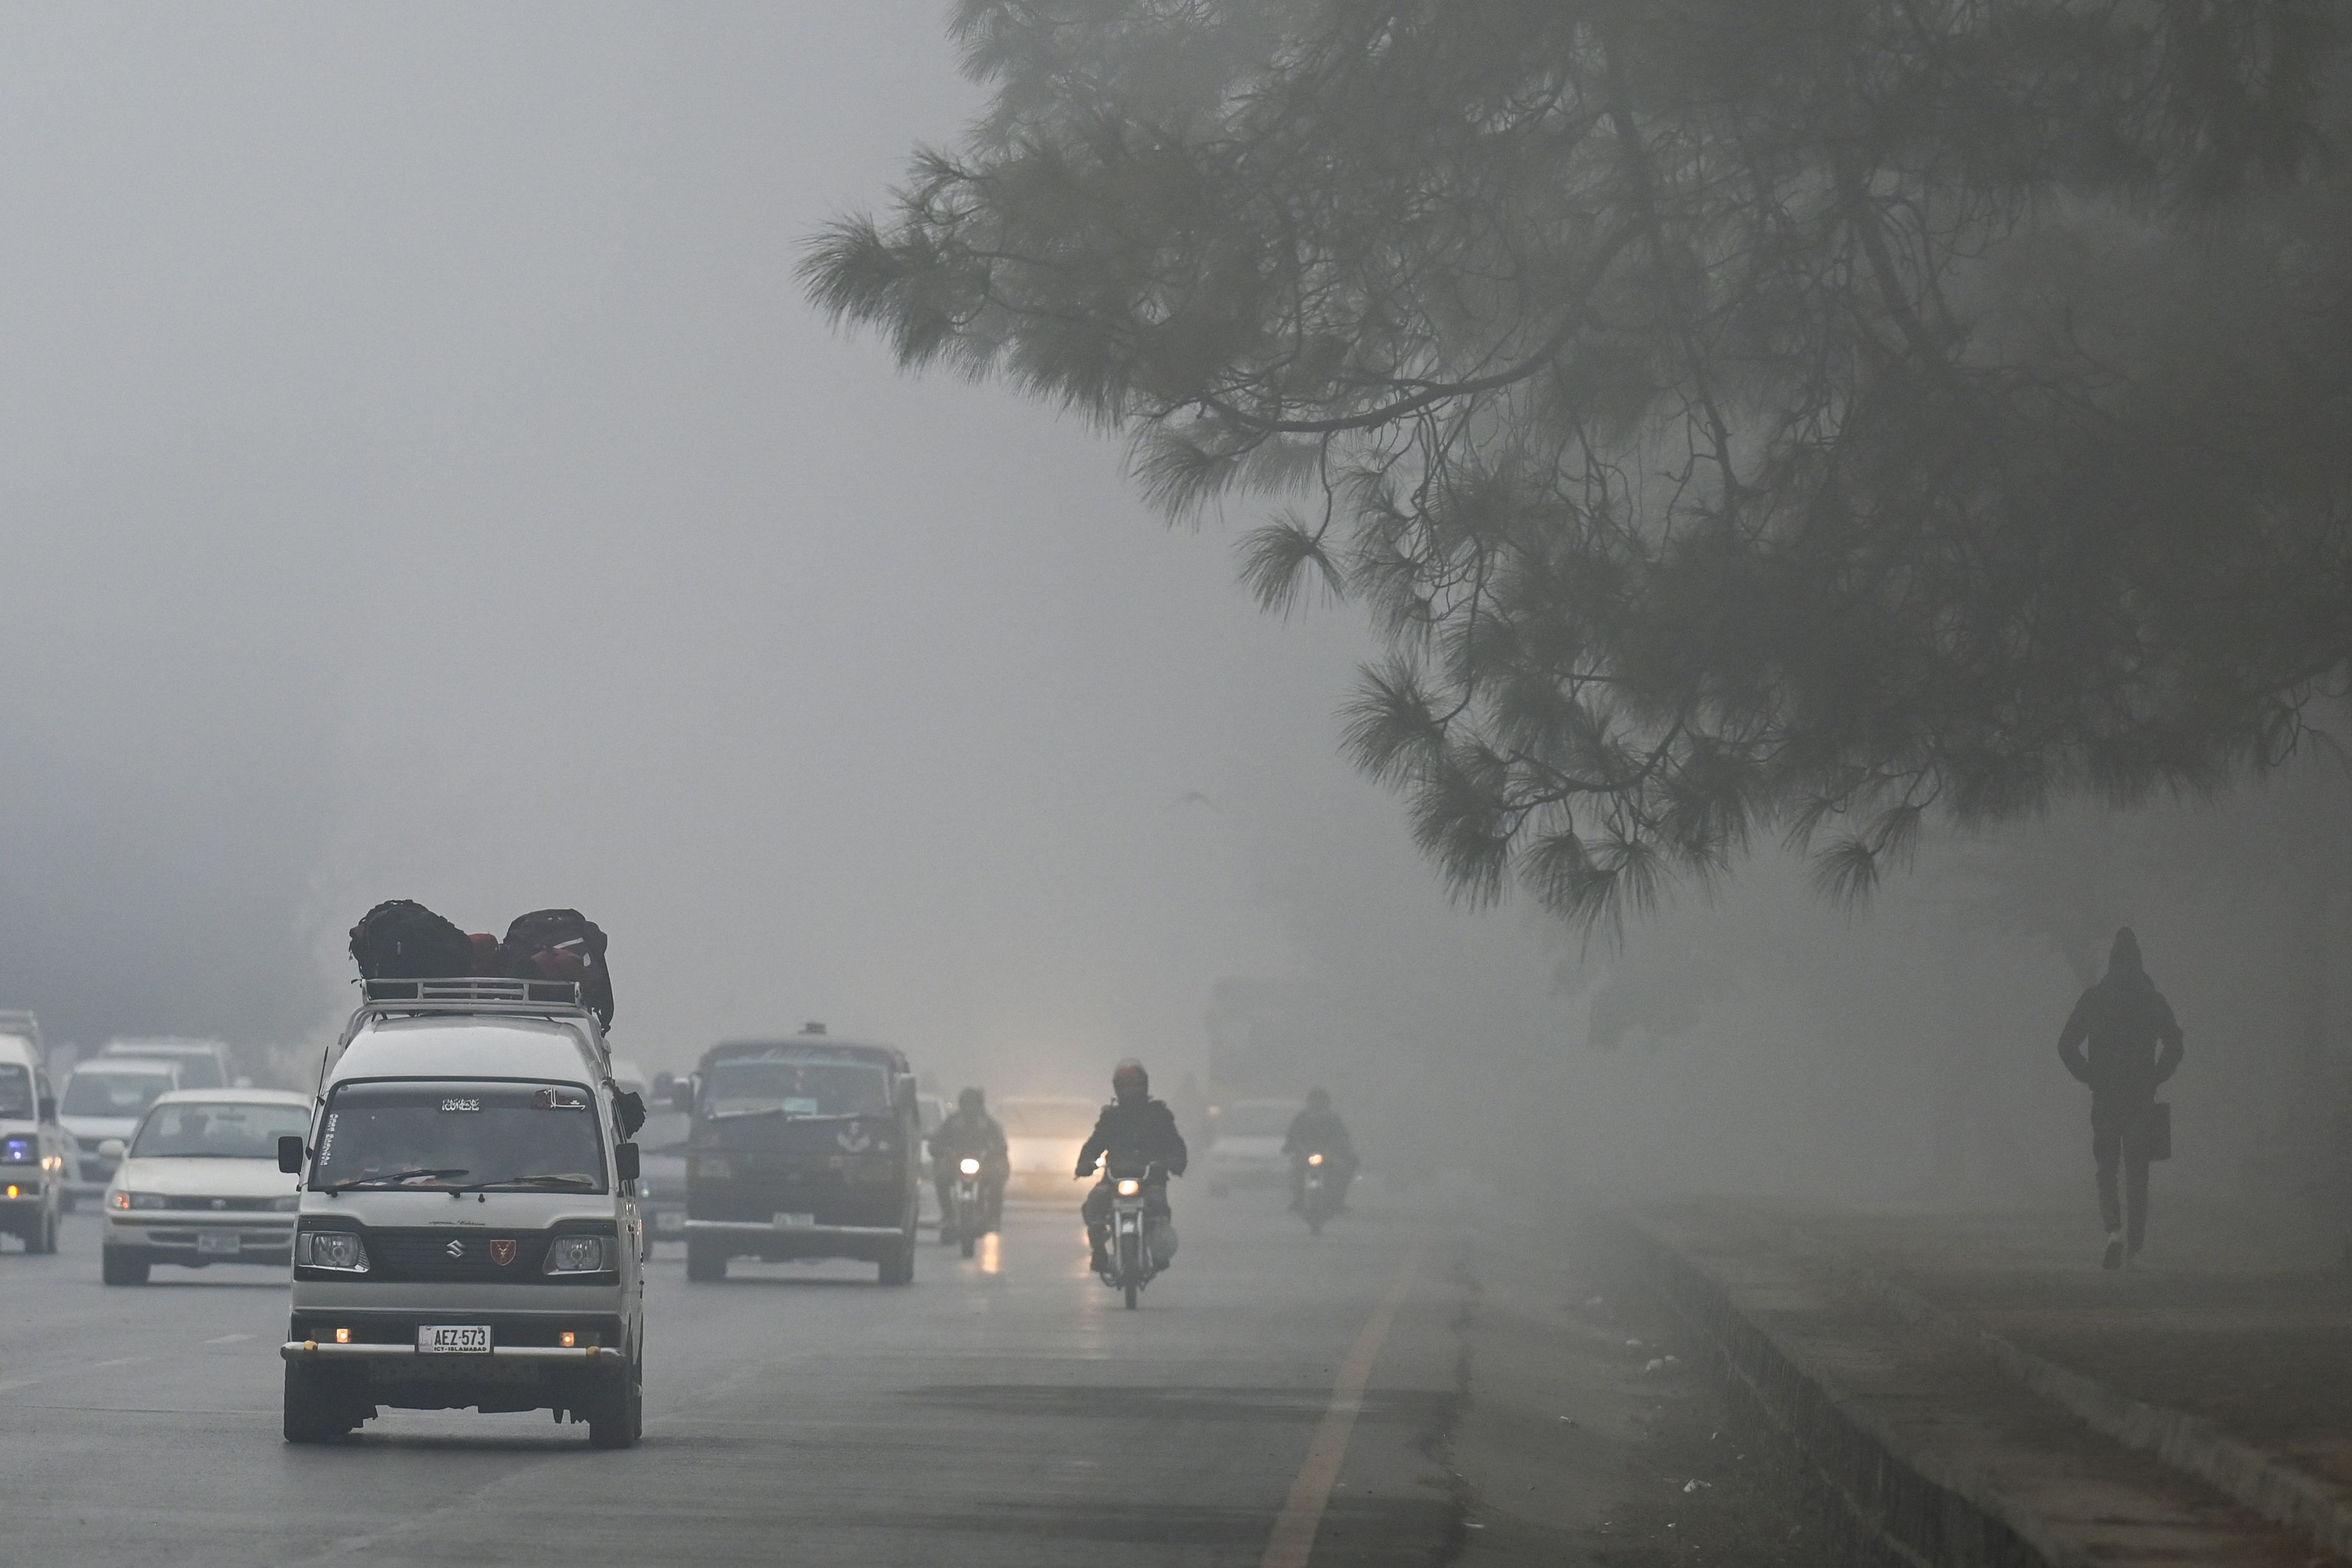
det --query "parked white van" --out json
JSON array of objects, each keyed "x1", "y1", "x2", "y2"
[
  {"x1": 0, "y1": 1027, "x2": 66, "y2": 1252},
  {"x1": 279, "y1": 978, "x2": 646, "y2": 1447}
]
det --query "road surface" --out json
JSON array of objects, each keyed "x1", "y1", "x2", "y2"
[{"x1": 1, "y1": 1189, "x2": 1476, "y2": 1566}]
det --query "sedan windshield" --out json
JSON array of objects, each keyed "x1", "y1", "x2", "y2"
[
  {"x1": 702, "y1": 1058, "x2": 888, "y2": 1118},
  {"x1": 312, "y1": 1081, "x2": 607, "y2": 1192},
  {"x1": 63, "y1": 1070, "x2": 176, "y2": 1118},
  {"x1": 0, "y1": 1064, "x2": 32, "y2": 1119},
  {"x1": 132, "y1": 1101, "x2": 311, "y2": 1159}
]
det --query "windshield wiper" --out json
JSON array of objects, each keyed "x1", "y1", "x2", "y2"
[
  {"x1": 704, "y1": 1107, "x2": 859, "y2": 1122},
  {"x1": 323, "y1": 1166, "x2": 469, "y2": 1191},
  {"x1": 452, "y1": 1173, "x2": 599, "y2": 1192}
]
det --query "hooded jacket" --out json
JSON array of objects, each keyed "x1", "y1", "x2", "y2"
[{"x1": 2058, "y1": 930, "x2": 2184, "y2": 1102}]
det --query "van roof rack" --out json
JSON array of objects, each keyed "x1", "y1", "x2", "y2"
[{"x1": 359, "y1": 977, "x2": 588, "y2": 1011}]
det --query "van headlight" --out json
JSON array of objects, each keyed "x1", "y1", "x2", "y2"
[
  {"x1": 296, "y1": 1229, "x2": 370, "y2": 1272},
  {"x1": 543, "y1": 1235, "x2": 610, "y2": 1274}
]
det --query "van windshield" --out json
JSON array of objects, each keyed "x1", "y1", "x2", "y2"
[
  {"x1": 701, "y1": 1058, "x2": 889, "y2": 1119},
  {"x1": 313, "y1": 1081, "x2": 608, "y2": 1192},
  {"x1": 63, "y1": 1070, "x2": 176, "y2": 1118},
  {"x1": 0, "y1": 1064, "x2": 32, "y2": 1119}
]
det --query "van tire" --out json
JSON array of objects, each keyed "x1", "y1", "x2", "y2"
[
  {"x1": 28, "y1": 1207, "x2": 57, "y2": 1254},
  {"x1": 282, "y1": 1364, "x2": 356, "y2": 1444},
  {"x1": 586, "y1": 1361, "x2": 640, "y2": 1449},
  {"x1": 100, "y1": 1246, "x2": 148, "y2": 1286},
  {"x1": 684, "y1": 1239, "x2": 725, "y2": 1282}
]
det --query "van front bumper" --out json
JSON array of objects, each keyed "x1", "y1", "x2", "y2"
[{"x1": 282, "y1": 1341, "x2": 624, "y2": 1365}]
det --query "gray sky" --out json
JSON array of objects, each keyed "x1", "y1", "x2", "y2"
[{"x1": 0, "y1": 4, "x2": 1565, "y2": 1089}]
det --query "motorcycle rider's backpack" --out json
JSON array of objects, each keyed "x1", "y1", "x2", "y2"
[
  {"x1": 497, "y1": 908, "x2": 614, "y2": 1027},
  {"x1": 349, "y1": 900, "x2": 476, "y2": 980}
]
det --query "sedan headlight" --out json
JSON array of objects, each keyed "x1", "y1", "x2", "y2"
[
  {"x1": 543, "y1": 1235, "x2": 610, "y2": 1274},
  {"x1": 110, "y1": 1191, "x2": 168, "y2": 1211},
  {"x1": 296, "y1": 1229, "x2": 370, "y2": 1272}
]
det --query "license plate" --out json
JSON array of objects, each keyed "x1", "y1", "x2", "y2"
[
  {"x1": 774, "y1": 1212, "x2": 815, "y2": 1229},
  {"x1": 654, "y1": 1210, "x2": 684, "y2": 1234},
  {"x1": 196, "y1": 1231, "x2": 240, "y2": 1256},
  {"x1": 417, "y1": 1325, "x2": 492, "y2": 1354}
]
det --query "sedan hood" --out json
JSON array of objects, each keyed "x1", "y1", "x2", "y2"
[{"x1": 112, "y1": 1155, "x2": 296, "y2": 1200}]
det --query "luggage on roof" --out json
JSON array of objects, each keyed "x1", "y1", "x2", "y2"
[
  {"x1": 349, "y1": 900, "x2": 475, "y2": 981},
  {"x1": 498, "y1": 908, "x2": 613, "y2": 1028}
]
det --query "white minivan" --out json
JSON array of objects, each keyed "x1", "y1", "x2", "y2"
[{"x1": 279, "y1": 978, "x2": 646, "y2": 1447}]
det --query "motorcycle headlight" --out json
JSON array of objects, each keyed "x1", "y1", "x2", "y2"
[
  {"x1": 1308, "y1": 1152, "x2": 1324, "y2": 1166},
  {"x1": 959, "y1": 1158, "x2": 981, "y2": 1176},
  {"x1": 296, "y1": 1229, "x2": 370, "y2": 1272},
  {"x1": 1116, "y1": 1178, "x2": 1141, "y2": 1197},
  {"x1": 543, "y1": 1235, "x2": 610, "y2": 1274}
]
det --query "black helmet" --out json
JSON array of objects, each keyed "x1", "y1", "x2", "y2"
[
  {"x1": 958, "y1": 1086, "x2": 985, "y2": 1114},
  {"x1": 1111, "y1": 1059, "x2": 1149, "y2": 1102}
]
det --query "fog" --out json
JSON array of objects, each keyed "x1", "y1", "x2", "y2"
[{"x1": 2, "y1": 5, "x2": 2346, "y2": 1219}]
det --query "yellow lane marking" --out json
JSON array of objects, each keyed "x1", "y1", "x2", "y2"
[{"x1": 1258, "y1": 1238, "x2": 1426, "y2": 1568}]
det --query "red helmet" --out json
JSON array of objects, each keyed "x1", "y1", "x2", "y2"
[{"x1": 1111, "y1": 1059, "x2": 1149, "y2": 1101}]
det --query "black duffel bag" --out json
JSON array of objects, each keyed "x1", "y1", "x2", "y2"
[
  {"x1": 498, "y1": 908, "x2": 614, "y2": 1027},
  {"x1": 349, "y1": 900, "x2": 476, "y2": 980}
]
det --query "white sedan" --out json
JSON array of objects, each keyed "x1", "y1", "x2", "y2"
[{"x1": 101, "y1": 1089, "x2": 310, "y2": 1286}]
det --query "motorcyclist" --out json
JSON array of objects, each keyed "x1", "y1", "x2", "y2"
[
  {"x1": 1284, "y1": 1087, "x2": 1357, "y2": 1211},
  {"x1": 1076, "y1": 1059, "x2": 1188, "y2": 1274},
  {"x1": 927, "y1": 1086, "x2": 1009, "y2": 1239}
]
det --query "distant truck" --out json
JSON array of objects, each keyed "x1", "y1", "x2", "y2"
[{"x1": 671, "y1": 1025, "x2": 922, "y2": 1285}]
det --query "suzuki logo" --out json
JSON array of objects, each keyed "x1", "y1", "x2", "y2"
[
  {"x1": 445, "y1": 1238, "x2": 466, "y2": 1259},
  {"x1": 489, "y1": 1238, "x2": 516, "y2": 1267}
]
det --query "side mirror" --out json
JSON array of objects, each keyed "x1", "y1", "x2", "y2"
[
  {"x1": 614, "y1": 1142, "x2": 641, "y2": 1184},
  {"x1": 98, "y1": 1137, "x2": 127, "y2": 1161},
  {"x1": 614, "y1": 1089, "x2": 647, "y2": 1139},
  {"x1": 277, "y1": 1135, "x2": 305, "y2": 1175},
  {"x1": 668, "y1": 1079, "x2": 696, "y2": 1114},
  {"x1": 36, "y1": 1095, "x2": 55, "y2": 1123}
]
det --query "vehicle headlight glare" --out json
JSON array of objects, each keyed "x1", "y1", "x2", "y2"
[
  {"x1": 959, "y1": 1157, "x2": 980, "y2": 1176},
  {"x1": 1308, "y1": 1152, "x2": 1324, "y2": 1166},
  {"x1": 544, "y1": 1235, "x2": 608, "y2": 1274},
  {"x1": 297, "y1": 1229, "x2": 369, "y2": 1272},
  {"x1": 1116, "y1": 1178, "x2": 1141, "y2": 1197}
]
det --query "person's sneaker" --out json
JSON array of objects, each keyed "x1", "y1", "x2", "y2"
[
  {"x1": 2125, "y1": 1239, "x2": 2145, "y2": 1270},
  {"x1": 2102, "y1": 1231, "x2": 2125, "y2": 1270}
]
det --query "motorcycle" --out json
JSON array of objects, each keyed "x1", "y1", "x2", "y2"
[
  {"x1": 1102, "y1": 1161, "x2": 1172, "y2": 1309},
  {"x1": 947, "y1": 1156, "x2": 984, "y2": 1258},
  {"x1": 1300, "y1": 1150, "x2": 1341, "y2": 1234}
]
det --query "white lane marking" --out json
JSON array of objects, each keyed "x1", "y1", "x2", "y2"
[
  {"x1": 205, "y1": 1333, "x2": 253, "y2": 1345},
  {"x1": 1258, "y1": 1237, "x2": 1426, "y2": 1568},
  {"x1": 93, "y1": 1356, "x2": 150, "y2": 1368}
]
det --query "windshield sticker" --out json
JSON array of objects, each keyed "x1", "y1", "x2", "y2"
[
  {"x1": 531, "y1": 1088, "x2": 588, "y2": 1112},
  {"x1": 318, "y1": 1113, "x2": 337, "y2": 1166},
  {"x1": 441, "y1": 1097, "x2": 482, "y2": 1113}
]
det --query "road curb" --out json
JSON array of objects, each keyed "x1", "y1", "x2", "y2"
[
  {"x1": 1742, "y1": 1210, "x2": 2352, "y2": 1564},
  {"x1": 1622, "y1": 1211, "x2": 2073, "y2": 1568}
]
